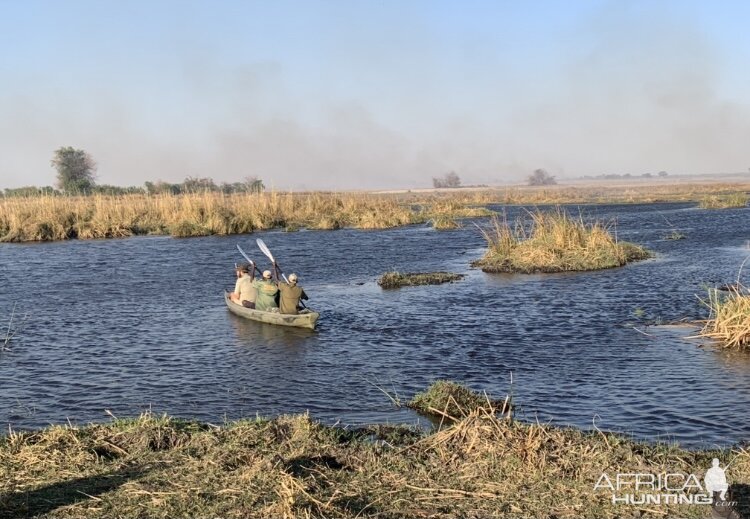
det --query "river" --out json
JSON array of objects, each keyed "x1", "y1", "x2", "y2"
[{"x1": 1, "y1": 202, "x2": 749, "y2": 448}]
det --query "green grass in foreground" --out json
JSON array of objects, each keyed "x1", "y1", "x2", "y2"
[
  {"x1": 472, "y1": 209, "x2": 651, "y2": 274},
  {"x1": 377, "y1": 271, "x2": 464, "y2": 289},
  {"x1": 2, "y1": 382, "x2": 749, "y2": 518}
]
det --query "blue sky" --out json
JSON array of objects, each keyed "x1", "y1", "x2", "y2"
[{"x1": 1, "y1": 0, "x2": 749, "y2": 190}]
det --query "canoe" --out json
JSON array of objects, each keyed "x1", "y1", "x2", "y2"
[{"x1": 223, "y1": 291, "x2": 320, "y2": 329}]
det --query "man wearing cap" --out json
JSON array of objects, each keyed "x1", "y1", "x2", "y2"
[
  {"x1": 278, "y1": 273, "x2": 308, "y2": 315},
  {"x1": 253, "y1": 269, "x2": 279, "y2": 312},
  {"x1": 230, "y1": 264, "x2": 257, "y2": 308}
]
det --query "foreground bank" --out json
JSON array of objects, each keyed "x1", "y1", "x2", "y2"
[{"x1": 2, "y1": 391, "x2": 748, "y2": 518}]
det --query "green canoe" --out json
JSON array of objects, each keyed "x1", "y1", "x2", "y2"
[{"x1": 223, "y1": 291, "x2": 320, "y2": 330}]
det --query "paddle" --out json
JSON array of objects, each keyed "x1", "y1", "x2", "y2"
[
  {"x1": 256, "y1": 238, "x2": 307, "y2": 309},
  {"x1": 235, "y1": 244, "x2": 257, "y2": 278},
  {"x1": 256, "y1": 238, "x2": 289, "y2": 283}
]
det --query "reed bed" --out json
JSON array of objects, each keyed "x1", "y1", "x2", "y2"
[
  {"x1": 493, "y1": 182, "x2": 750, "y2": 205},
  {"x1": 472, "y1": 209, "x2": 650, "y2": 273},
  {"x1": 2, "y1": 383, "x2": 747, "y2": 518},
  {"x1": 0, "y1": 192, "x2": 499, "y2": 242},
  {"x1": 698, "y1": 192, "x2": 749, "y2": 209},
  {"x1": 699, "y1": 286, "x2": 750, "y2": 348},
  {"x1": 378, "y1": 271, "x2": 464, "y2": 289},
  {"x1": 1, "y1": 182, "x2": 749, "y2": 242}
]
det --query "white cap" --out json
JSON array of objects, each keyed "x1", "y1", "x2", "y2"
[
  {"x1": 263, "y1": 270, "x2": 272, "y2": 279},
  {"x1": 288, "y1": 273, "x2": 298, "y2": 283}
]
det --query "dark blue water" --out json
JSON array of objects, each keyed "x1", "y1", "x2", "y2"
[{"x1": 1, "y1": 202, "x2": 749, "y2": 448}]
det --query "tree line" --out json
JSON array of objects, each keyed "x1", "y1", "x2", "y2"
[
  {"x1": 2, "y1": 147, "x2": 265, "y2": 197},
  {"x1": 3, "y1": 146, "x2": 581, "y2": 197}
]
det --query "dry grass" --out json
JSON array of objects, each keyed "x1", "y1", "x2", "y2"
[
  {"x1": 408, "y1": 380, "x2": 512, "y2": 419},
  {"x1": 699, "y1": 286, "x2": 750, "y2": 348},
  {"x1": 1, "y1": 181, "x2": 749, "y2": 242},
  {"x1": 472, "y1": 208, "x2": 650, "y2": 273},
  {"x1": 698, "y1": 192, "x2": 749, "y2": 209},
  {"x1": 3, "y1": 401, "x2": 749, "y2": 518},
  {"x1": 377, "y1": 271, "x2": 464, "y2": 289}
]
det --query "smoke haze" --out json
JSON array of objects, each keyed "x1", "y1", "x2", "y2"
[{"x1": 1, "y1": 1, "x2": 749, "y2": 190}]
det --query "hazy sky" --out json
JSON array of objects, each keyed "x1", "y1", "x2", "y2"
[{"x1": 1, "y1": 0, "x2": 749, "y2": 190}]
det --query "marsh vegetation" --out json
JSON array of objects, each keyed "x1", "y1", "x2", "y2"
[
  {"x1": 699, "y1": 286, "x2": 750, "y2": 348},
  {"x1": 472, "y1": 209, "x2": 651, "y2": 273},
  {"x1": 1, "y1": 182, "x2": 749, "y2": 242},
  {"x1": 698, "y1": 192, "x2": 749, "y2": 209},
  {"x1": 377, "y1": 271, "x2": 464, "y2": 289},
  {"x1": 2, "y1": 383, "x2": 747, "y2": 518}
]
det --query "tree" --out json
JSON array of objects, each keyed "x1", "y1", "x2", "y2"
[
  {"x1": 182, "y1": 176, "x2": 217, "y2": 193},
  {"x1": 51, "y1": 147, "x2": 97, "y2": 194},
  {"x1": 527, "y1": 168, "x2": 556, "y2": 186},
  {"x1": 658, "y1": 171, "x2": 668, "y2": 177},
  {"x1": 244, "y1": 176, "x2": 265, "y2": 193},
  {"x1": 432, "y1": 171, "x2": 462, "y2": 188}
]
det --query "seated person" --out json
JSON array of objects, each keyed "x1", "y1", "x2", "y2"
[
  {"x1": 278, "y1": 273, "x2": 308, "y2": 315},
  {"x1": 230, "y1": 264, "x2": 257, "y2": 308},
  {"x1": 253, "y1": 270, "x2": 279, "y2": 312}
]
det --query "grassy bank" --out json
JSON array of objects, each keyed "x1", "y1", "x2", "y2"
[
  {"x1": 378, "y1": 271, "x2": 464, "y2": 288},
  {"x1": 2, "y1": 383, "x2": 748, "y2": 518},
  {"x1": 472, "y1": 209, "x2": 650, "y2": 273},
  {"x1": 1, "y1": 182, "x2": 749, "y2": 242},
  {"x1": 0, "y1": 192, "x2": 500, "y2": 242},
  {"x1": 699, "y1": 287, "x2": 750, "y2": 348}
]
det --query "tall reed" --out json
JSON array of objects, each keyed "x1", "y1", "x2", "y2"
[
  {"x1": 698, "y1": 192, "x2": 749, "y2": 209},
  {"x1": 699, "y1": 287, "x2": 750, "y2": 348},
  {"x1": 472, "y1": 208, "x2": 650, "y2": 273}
]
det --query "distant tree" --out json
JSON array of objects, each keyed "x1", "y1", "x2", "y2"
[
  {"x1": 658, "y1": 171, "x2": 668, "y2": 177},
  {"x1": 92, "y1": 184, "x2": 145, "y2": 195},
  {"x1": 641, "y1": 172, "x2": 653, "y2": 178},
  {"x1": 527, "y1": 168, "x2": 556, "y2": 186},
  {"x1": 182, "y1": 176, "x2": 217, "y2": 193},
  {"x1": 3, "y1": 186, "x2": 59, "y2": 197},
  {"x1": 245, "y1": 176, "x2": 265, "y2": 193},
  {"x1": 51, "y1": 147, "x2": 97, "y2": 194},
  {"x1": 145, "y1": 180, "x2": 182, "y2": 195},
  {"x1": 432, "y1": 171, "x2": 462, "y2": 188}
]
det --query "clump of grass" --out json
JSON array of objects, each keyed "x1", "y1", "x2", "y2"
[
  {"x1": 472, "y1": 209, "x2": 651, "y2": 273},
  {"x1": 699, "y1": 286, "x2": 750, "y2": 348},
  {"x1": 699, "y1": 192, "x2": 749, "y2": 209},
  {"x1": 664, "y1": 230, "x2": 686, "y2": 240},
  {"x1": 2, "y1": 395, "x2": 748, "y2": 518},
  {"x1": 378, "y1": 271, "x2": 464, "y2": 289},
  {"x1": 408, "y1": 380, "x2": 511, "y2": 419},
  {"x1": 430, "y1": 215, "x2": 461, "y2": 230}
]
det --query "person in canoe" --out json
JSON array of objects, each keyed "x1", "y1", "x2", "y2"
[
  {"x1": 230, "y1": 263, "x2": 257, "y2": 308},
  {"x1": 276, "y1": 271, "x2": 308, "y2": 315},
  {"x1": 253, "y1": 269, "x2": 280, "y2": 312}
]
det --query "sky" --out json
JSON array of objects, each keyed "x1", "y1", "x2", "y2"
[{"x1": 1, "y1": 0, "x2": 749, "y2": 191}]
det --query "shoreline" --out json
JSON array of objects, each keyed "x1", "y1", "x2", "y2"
[
  {"x1": 2, "y1": 407, "x2": 747, "y2": 518},
  {"x1": 1, "y1": 181, "x2": 749, "y2": 243}
]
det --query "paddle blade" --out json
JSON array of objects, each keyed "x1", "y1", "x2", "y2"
[
  {"x1": 256, "y1": 238, "x2": 274, "y2": 262},
  {"x1": 236, "y1": 244, "x2": 254, "y2": 267}
]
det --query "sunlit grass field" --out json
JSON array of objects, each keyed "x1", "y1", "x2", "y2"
[{"x1": 0, "y1": 182, "x2": 747, "y2": 242}]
